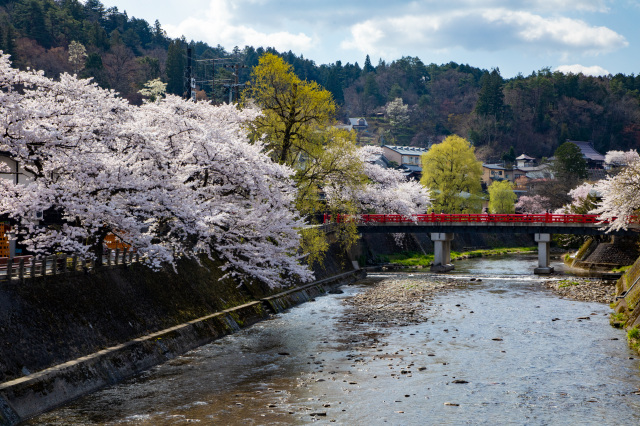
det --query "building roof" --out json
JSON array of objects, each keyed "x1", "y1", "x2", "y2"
[
  {"x1": 348, "y1": 118, "x2": 368, "y2": 127},
  {"x1": 569, "y1": 140, "x2": 605, "y2": 162},
  {"x1": 368, "y1": 154, "x2": 390, "y2": 168},
  {"x1": 516, "y1": 154, "x2": 535, "y2": 161},
  {"x1": 383, "y1": 145, "x2": 429, "y2": 156},
  {"x1": 400, "y1": 164, "x2": 422, "y2": 172},
  {"x1": 482, "y1": 164, "x2": 506, "y2": 170}
]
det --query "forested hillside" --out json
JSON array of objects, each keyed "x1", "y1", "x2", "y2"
[{"x1": 1, "y1": 0, "x2": 639, "y2": 159}]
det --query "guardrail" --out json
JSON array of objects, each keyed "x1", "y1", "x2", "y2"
[
  {"x1": 324, "y1": 213, "x2": 638, "y2": 225},
  {"x1": 0, "y1": 248, "x2": 139, "y2": 283}
]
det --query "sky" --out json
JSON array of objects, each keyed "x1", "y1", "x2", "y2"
[{"x1": 102, "y1": 0, "x2": 639, "y2": 78}]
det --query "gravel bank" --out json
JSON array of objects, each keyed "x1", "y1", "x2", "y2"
[
  {"x1": 543, "y1": 278, "x2": 616, "y2": 304},
  {"x1": 344, "y1": 276, "x2": 466, "y2": 326},
  {"x1": 344, "y1": 275, "x2": 616, "y2": 329}
]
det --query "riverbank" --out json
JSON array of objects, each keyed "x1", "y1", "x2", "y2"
[
  {"x1": 0, "y1": 241, "x2": 361, "y2": 426},
  {"x1": 26, "y1": 256, "x2": 640, "y2": 425},
  {"x1": 345, "y1": 274, "x2": 616, "y2": 329},
  {"x1": 543, "y1": 278, "x2": 618, "y2": 304}
]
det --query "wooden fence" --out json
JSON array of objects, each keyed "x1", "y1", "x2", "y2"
[{"x1": 0, "y1": 248, "x2": 140, "y2": 283}]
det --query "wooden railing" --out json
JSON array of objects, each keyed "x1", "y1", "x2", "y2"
[{"x1": 0, "y1": 248, "x2": 139, "y2": 283}]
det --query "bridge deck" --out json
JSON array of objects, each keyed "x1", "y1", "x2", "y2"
[{"x1": 325, "y1": 214, "x2": 640, "y2": 236}]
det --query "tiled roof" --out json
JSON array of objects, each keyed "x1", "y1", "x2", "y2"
[
  {"x1": 569, "y1": 140, "x2": 605, "y2": 162},
  {"x1": 483, "y1": 164, "x2": 506, "y2": 170},
  {"x1": 516, "y1": 154, "x2": 535, "y2": 160},
  {"x1": 383, "y1": 145, "x2": 429, "y2": 155}
]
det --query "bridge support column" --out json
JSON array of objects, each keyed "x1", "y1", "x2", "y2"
[
  {"x1": 534, "y1": 233, "x2": 554, "y2": 274},
  {"x1": 431, "y1": 233, "x2": 454, "y2": 272}
]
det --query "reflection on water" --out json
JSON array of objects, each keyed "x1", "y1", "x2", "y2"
[{"x1": 29, "y1": 256, "x2": 640, "y2": 425}]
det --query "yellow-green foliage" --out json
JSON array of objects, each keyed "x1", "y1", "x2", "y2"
[
  {"x1": 488, "y1": 180, "x2": 516, "y2": 214},
  {"x1": 299, "y1": 227, "x2": 329, "y2": 268},
  {"x1": 243, "y1": 53, "x2": 335, "y2": 167},
  {"x1": 575, "y1": 237, "x2": 594, "y2": 260},
  {"x1": 421, "y1": 135, "x2": 483, "y2": 213}
]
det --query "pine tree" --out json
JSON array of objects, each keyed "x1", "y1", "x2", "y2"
[
  {"x1": 475, "y1": 68, "x2": 504, "y2": 119},
  {"x1": 165, "y1": 40, "x2": 185, "y2": 96}
]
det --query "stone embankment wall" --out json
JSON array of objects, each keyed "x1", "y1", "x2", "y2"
[
  {"x1": 613, "y1": 256, "x2": 640, "y2": 328},
  {"x1": 0, "y1": 242, "x2": 362, "y2": 425},
  {"x1": 568, "y1": 236, "x2": 639, "y2": 271}
]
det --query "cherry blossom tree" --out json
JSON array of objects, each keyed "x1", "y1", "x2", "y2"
[
  {"x1": 514, "y1": 195, "x2": 550, "y2": 214},
  {"x1": 324, "y1": 146, "x2": 431, "y2": 216},
  {"x1": 0, "y1": 52, "x2": 311, "y2": 287},
  {"x1": 604, "y1": 150, "x2": 640, "y2": 167},
  {"x1": 594, "y1": 163, "x2": 640, "y2": 231}
]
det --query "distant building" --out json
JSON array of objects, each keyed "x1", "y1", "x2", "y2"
[
  {"x1": 482, "y1": 164, "x2": 514, "y2": 185},
  {"x1": 348, "y1": 118, "x2": 369, "y2": 131},
  {"x1": 382, "y1": 145, "x2": 428, "y2": 167},
  {"x1": 567, "y1": 140, "x2": 605, "y2": 169},
  {"x1": 381, "y1": 145, "x2": 429, "y2": 181},
  {"x1": 515, "y1": 154, "x2": 536, "y2": 168}
]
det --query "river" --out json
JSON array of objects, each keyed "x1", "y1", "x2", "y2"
[{"x1": 28, "y1": 255, "x2": 640, "y2": 425}]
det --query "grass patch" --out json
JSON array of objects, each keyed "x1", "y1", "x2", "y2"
[
  {"x1": 611, "y1": 265, "x2": 632, "y2": 273},
  {"x1": 387, "y1": 252, "x2": 434, "y2": 267},
  {"x1": 628, "y1": 327, "x2": 640, "y2": 351},
  {"x1": 610, "y1": 312, "x2": 629, "y2": 328},
  {"x1": 558, "y1": 279, "x2": 581, "y2": 288},
  {"x1": 385, "y1": 247, "x2": 536, "y2": 267}
]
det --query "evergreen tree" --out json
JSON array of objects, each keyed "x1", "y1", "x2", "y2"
[
  {"x1": 14, "y1": 0, "x2": 51, "y2": 48},
  {"x1": 475, "y1": 68, "x2": 504, "y2": 119},
  {"x1": 363, "y1": 54, "x2": 375, "y2": 74},
  {"x1": 165, "y1": 39, "x2": 185, "y2": 96}
]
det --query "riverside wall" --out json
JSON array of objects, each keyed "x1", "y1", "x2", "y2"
[{"x1": 0, "y1": 242, "x2": 363, "y2": 425}]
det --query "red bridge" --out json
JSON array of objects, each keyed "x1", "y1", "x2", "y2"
[{"x1": 323, "y1": 213, "x2": 639, "y2": 274}]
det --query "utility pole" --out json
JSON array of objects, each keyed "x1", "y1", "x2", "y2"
[
  {"x1": 223, "y1": 62, "x2": 247, "y2": 104},
  {"x1": 185, "y1": 47, "x2": 193, "y2": 101}
]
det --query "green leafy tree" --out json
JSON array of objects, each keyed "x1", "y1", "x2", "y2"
[
  {"x1": 553, "y1": 141, "x2": 587, "y2": 180},
  {"x1": 421, "y1": 135, "x2": 483, "y2": 213},
  {"x1": 243, "y1": 53, "x2": 335, "y2": 166},
  {"x1": 488, "y1": 180, "x2": 517, "y2": 213},
  {"x1": 243, "y1": 53, "x2": 367, "y2": 264}
]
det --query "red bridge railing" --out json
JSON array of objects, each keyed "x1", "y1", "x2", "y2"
[{"x1": 323, "y1": 213, "x2": 636, "y2": 225}]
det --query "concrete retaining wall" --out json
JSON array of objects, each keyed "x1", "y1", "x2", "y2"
[{"x1": 0, "y1": 268, "x2": 365, "y2": 425}]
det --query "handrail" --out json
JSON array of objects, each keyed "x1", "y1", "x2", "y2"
[{"x1": 323, "y1": 213, "x2": 638, "y2": 225}]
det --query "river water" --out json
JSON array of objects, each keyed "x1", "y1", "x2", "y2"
[{"x1": 29, "y1": 255, "x2": 640, "y2": 425}]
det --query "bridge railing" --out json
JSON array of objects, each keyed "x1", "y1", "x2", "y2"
[{"x1": 323, "y1": 213, "x2": 638, "y2": 225}]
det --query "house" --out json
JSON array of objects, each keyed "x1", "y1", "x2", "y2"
[
  {"x1": 515, "y1": 154, "x2": 536, "y2": 168},
  {"x1": 568, "y1": 140, "x2": 605, "y2": 169},
  {"x1": 382, "y1": 145, "x2": 428, "y2": 167},
  {"x1": 380, "y1": 145, "x2": 429, "y2": 181},
  {"x1": 482, "y1": 164, "x2": 514, "y2": 185},
  {"x1": 348, "y1": 117, "x2": 369, "y2": 131}
]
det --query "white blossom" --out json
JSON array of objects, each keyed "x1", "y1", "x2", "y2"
[
  {"x1": 604, "y1": 150, "x2": 640, "y2": 167},
  {"x1": 0, "y1": 53, "x2": 311, "y2": 287}
]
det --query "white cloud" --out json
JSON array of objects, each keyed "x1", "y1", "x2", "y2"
[
  {"x1": 483, "y1": 9, "x2": 627, "y2": 52},
  {"x1": 555, "y1": 64, "x2": 611, "y2": 76},
  {"x1": 528, "y1": 0, "x2": 609, "y2": 12},
  {"x1": 164, "y1": 0, "x2": 314, "y2": 52},
  {"x1": 341, "y1": 8, "x2": 627, "y2": 59}
]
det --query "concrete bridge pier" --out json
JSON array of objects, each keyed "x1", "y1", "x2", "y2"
[
  {"x1": 431, "y1": 233, "x2": 455, "y2": 272},
  {"x1": 534, "y1": 233, "x2": 554, "y2": 274}
]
